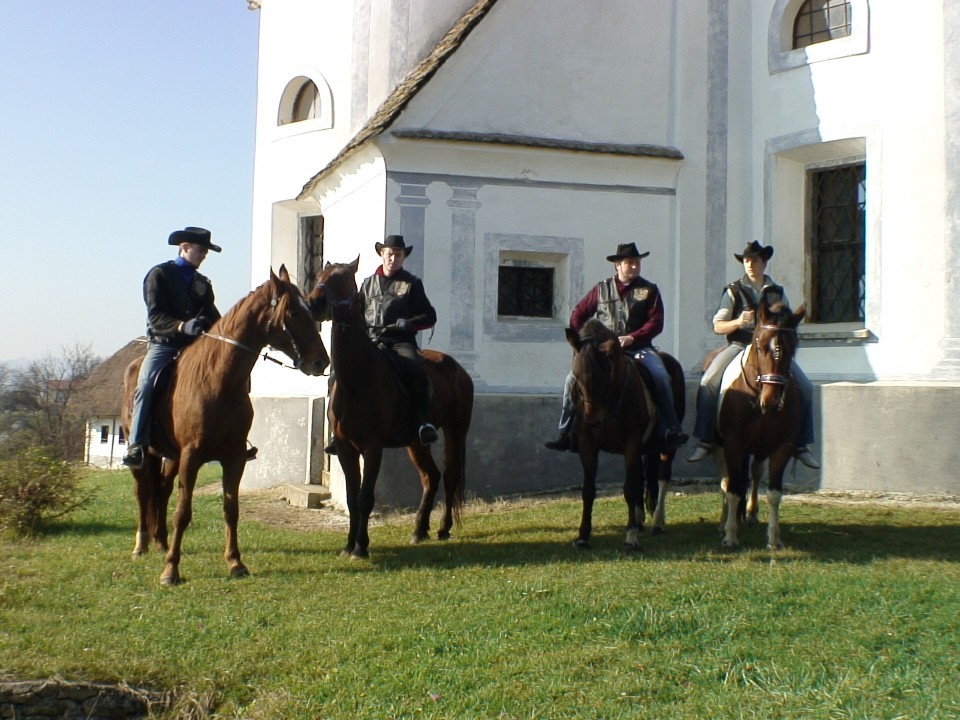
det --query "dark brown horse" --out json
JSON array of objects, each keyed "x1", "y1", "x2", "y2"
[
  {"x1": 565, "y1": 318, "x2": 685, "y2": 549},
  {"x1": 716, "y1": 293, "x2": 804, "y2": 549},
  {"x1": 308, "y1": 258, "x2": 474, "y2": 560},
  {"x1": 121, "y1": 266, "x2": 329, "y2": 584}
]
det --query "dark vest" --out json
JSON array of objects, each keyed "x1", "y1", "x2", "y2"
[
  {"x1": 725, "y1": 279, "x2": 785, "y2": 345},
  {"x1": 361, "y1": 270, "x2": 419, "y2": 345},
  {"x1": 594, "y1": 276, "x2": 658, "y2": 342}
]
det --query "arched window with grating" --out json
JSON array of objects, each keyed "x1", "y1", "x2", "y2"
[
  {"x1": 793, "y1": 0, "x2": 852, "y2": 49},
  {"x1": 277, "y1": 74, "x2": 333, "y2": 129}
]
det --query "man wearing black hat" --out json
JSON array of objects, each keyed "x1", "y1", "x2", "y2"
[
  {"x1": 545, "y1": 242, "x2": 688, "y2": 452},
  {"x1": 686, "y1": 241, "x2": 819, "y2": 468},
  {"x1": 122, "y1": 227, "x2": 223, "y2": 469},
  {"x1": 360, "y1": 234, "x2": 439, "y2": 446}
]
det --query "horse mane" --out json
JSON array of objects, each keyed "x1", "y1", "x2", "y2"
[{"x1": 579, "y1": 318, "x2": 617, "y2": 343}]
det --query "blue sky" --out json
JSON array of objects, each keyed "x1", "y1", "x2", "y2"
[{"x1": 0, "y1": 1, "x2": 260, "y2": 363}]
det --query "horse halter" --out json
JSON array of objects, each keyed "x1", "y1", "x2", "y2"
[
  {"x1": 754, "y1": 323, "x2": 796, "y2": 387},
  {"x1": 313, "y1": 280, "x2": 357, "y2": 324}
]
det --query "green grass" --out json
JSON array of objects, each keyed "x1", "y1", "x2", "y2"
[{"x1": 2, "y1": 467, "x2": 959, "y2": 719}]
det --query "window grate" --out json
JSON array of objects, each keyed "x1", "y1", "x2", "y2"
[
  {"x1": 498, "y1": 266, "x2": 554, "y2": 318},
  {"x1": 793, "y1": 0, "x2": 851, "y2": 49},
  {"x1": 811, "y1": 163, "x2": 865, "y2": 323}
]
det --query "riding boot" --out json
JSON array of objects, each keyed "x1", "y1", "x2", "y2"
[{"x1": 122, "y1": 444, "x2": 145, "y2": 469}]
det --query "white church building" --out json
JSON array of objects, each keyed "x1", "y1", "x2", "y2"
[{"x1": 242, "y1": 0, "x2": 960, "y2": 505}]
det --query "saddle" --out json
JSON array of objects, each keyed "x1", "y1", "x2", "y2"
[{"x1": 375, "y1": 343, "x2": 434, "y2": 401}]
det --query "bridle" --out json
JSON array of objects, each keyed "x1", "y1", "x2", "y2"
[
  {"x1": 573, "y1": 335, "x2": 631, "y2": 419},
  {"x1": 202, "y1": 288, "x2": 311, "y2": 371},
  {"x1": 741, "y1": 323, "x2": 796, "y2": 409}
]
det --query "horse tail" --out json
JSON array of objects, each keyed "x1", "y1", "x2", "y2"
[{"x1": 445, "y1": 366, "x2": 474, "y2": 526}]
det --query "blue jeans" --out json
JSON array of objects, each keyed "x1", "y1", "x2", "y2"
[
  {"x1": 691, "y1": 343, "x2": 815, "y2": 446},
  {"x1": 554, "y1": 348, "x2": 682, "y2": 438},
  {"x1": 127, "y1": 342, "x2": 180, "y2": 449}
]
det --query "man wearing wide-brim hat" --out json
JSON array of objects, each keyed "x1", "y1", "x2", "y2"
[
  {"x1": 361, "y1": 234, "x2": 440, "y2": 446},
  {"x1": 123, "y1": 226, "x2": 224, "y2": 469},
  {"x1": 685, "y1": 240, "x2": 819, "y2": 468},
  {"x1": 545, "y1": 242, "x2": 688, "y2": 453}
]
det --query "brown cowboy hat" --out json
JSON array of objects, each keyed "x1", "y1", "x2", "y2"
[
  {"x1": 605, "y1": 242, "x2": 650, "y2": 262},
  {"x1": 168, "y1": 226, "x2": 221, "y2": 253},
  {"x1": 374, "y1": 234, "x2": 414, "y2": 257},
  {"x1": 734, "y1": 241, "x2": 774, "y2": 262}
]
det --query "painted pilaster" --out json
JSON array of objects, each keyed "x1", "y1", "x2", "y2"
[
  {"x1": 936, "y1": 0, "x2": 960, "y2": 379},
  {"x1": 446, "y1": 180, "x2": 483, "y2": 381}
]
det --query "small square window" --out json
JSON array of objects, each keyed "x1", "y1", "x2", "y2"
[
  {"x1": 100, "y1": 425, "x2": 109, "y2": 443},
  {"x1": 498, "y1": 266, "x2": 554, "y2": 318}
]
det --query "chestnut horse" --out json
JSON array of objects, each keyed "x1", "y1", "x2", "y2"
[
  {"x1": 308, "y1": 259, "x2": 474, "y2": 560},
  {"x1": 121, "y1": 266, "x2": 329, "y2": 584},
  {"x1": 716, "y1": 293, "x2": 804, "y2": 549},
  {"x1": 565, "y1": 318, "x2": 685, "y2": 549}
]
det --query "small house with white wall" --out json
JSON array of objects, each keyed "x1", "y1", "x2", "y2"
[{"x1": 244, "y1": 0, "x2": 960, "y2": 505}]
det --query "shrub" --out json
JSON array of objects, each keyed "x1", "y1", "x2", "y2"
[{"x1": 0, "y1": 446, "x2": 91, "y2": 536}]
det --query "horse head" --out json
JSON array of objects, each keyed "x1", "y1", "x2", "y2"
[
  {"x1": 565, "y1": 319, "x2": 624, "y2": 427},
  {"x1": 264, "y1": 265, "x2": 330, "y2": 376},
  {"x1": 308, "y1": 256, "x2": 361, "y2": 323},
  {"x1": 752, "y1": 292, "x2": 805, "y2": 414}
]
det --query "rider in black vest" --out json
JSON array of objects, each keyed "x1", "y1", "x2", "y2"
[
  {"x1": 361, "y1": 234, "x2": 439, "y2": 446},
  {"x1": 545, "y1": 242, "x2": 688, "y2": 453},
  {"x1": 686, "y1": 241, "x2": 819, "y2": 468}
]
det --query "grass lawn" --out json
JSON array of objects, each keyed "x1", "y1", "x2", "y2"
[{"x1": 1, "y1": 467, "x2": 959, "y2": 719}]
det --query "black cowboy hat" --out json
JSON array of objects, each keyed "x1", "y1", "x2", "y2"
[
  {"x1": 374, "y1": 234, "x2": 414, "y2": 257},
  {"x1": 168, "y1": 226, "x2": 222, "y2": 253},
  {"x1": 734, "y1": 241, "x2": 774, "y2": 262},
  {"x1": 605, "y1": 242, "x2": 650, "y2": 262}
]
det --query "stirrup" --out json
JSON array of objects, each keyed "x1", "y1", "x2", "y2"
[{"x1": 418, "y1": 423, "x2": 439, "y2": 445}]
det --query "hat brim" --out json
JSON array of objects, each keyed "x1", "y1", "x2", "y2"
[
  {"x1": 606, "y1": 251, "x2": 650, "y2": 262},
  {"x1": 734, "y1": 248, "x2": 773, "y2": 262},
  {"x1": 375, "y1": 242, "x2": 413, "y2": 256}
]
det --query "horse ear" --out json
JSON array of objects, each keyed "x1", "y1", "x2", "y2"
[
  {"x1": 791, "y1": 304, "x2": 807, "y2": 328},
  {"x1": 277, "y1": 264, "x2": 291, "y2": 283},
  {"x1": 349, "y1": 256, "x2": 360, "y2": 274},
  {"x1": 565, "y1": 327, "x2": 582, "y2": 351}
]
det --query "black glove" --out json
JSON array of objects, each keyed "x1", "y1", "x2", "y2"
[
  {"x1": 181, "y1": 318, "x2": 205, "y2": 336},
  {"x1": 393, "y1": 318, "x2": 410, "y2": 331}
]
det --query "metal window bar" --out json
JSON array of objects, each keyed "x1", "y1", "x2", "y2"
[
  {"x1": 498, "y1": 266, "x2": 554, "y2": 318},
  {"x1": 793, "y1": 0, "x2": 851, "y2": 49},
  {"x1": 811, "y1": 163, "x2": 865, "y2": 323}
]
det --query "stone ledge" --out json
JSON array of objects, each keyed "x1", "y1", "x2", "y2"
[{"x1": 282, "y1": 483, "x2": 331, "y2": 509}]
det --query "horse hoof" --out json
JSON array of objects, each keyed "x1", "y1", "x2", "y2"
[
  {"x1": 573, "y1": 538, "x2": 590, "y2": 549},
  {"x1": 720, "y1": 539, "x2": 739, "y2": 550},
  {"x1": 350, "y1": 550, "x2": 369, "y2": 561},
  {"x1": 651, "y1": 526, "x2": 665, "y2": 536},
  {"x1": 623, "y1": 542, "x2": 643, "y2": 552},
  {"x1": 409, "y1": 533, "x2": 428, "y2": 545},
  {"x1": 746, "y1": 516, "x2": 760, "y2": 527},
  {"x1": 767, "y1": 542, "x2": 784, "y2": 551},
  {"x1": 230, "y1": 565, "x2": 250, "y2": 579},
  {"x1": 437, "y1": 530, "x2": 451, "y2": 541},
  {"x1": 159, "y1": 572, "x2": 181, "y2": 586}
]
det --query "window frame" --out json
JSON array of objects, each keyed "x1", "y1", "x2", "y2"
[{"x1": 768, "y1": 0, "x2": 869, "y2": 74}]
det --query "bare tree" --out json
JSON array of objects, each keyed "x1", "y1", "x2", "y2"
[{"x1": 3, "y1": 344, "x2": 100, "y2": 461}]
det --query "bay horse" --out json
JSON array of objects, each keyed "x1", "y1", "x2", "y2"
[
  {"x1": 307, "y1": 258, "x2": 474, "y2": 560},
  {"x1": 565, "y1": 318, "x2": 685, "y2": 549},
  {"x1": 715, "y1": 292, "x2": 804, "y2": 549},
  {"x1": 121, "y1": 266, "x2": 329, "y2": 585}
]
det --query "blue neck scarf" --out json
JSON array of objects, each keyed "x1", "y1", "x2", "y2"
[{"x1": 174, "y1": 256, "x2": 197, "y2": 288}]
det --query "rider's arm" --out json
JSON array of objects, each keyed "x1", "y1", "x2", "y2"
[
  {"x1": 625, "y1": 288, "x2": 664, "y2": 346},
  {"x1": 569, "y1": 285, "x2": 600, "y2": 331},
  {"x1": 711, "y1": 287, "x2": 753, "y2": 336}
]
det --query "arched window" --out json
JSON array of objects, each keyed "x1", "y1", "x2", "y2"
[
  {"x1": 793, "y1": 0, "x2": 852, "y2": 49},
  {"x1": 277, "y1": 74, "x2": 333, "y2": 129},
  {"x1": 768, "y1": 0, "x2": 868, "y2": 74}
]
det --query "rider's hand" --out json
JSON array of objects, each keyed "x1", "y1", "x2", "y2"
[
  {"x1": 181, "y1": 318, "x2": 205, "y2": 336},
  {"x1": 618, "y1": 335, "x2": 635, "y2": 348},
  {"x1": 740, "y1": 310, "x2": 755, "y2": 327},
  {"x1": 394, "y1": 318, "x2": 410, "y2": 331}
]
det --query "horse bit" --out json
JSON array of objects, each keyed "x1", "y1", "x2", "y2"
[{"x1": 202, "y1": 290, "x2": 307, "y2": 370}]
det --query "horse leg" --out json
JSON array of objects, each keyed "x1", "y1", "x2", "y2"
[
  {"x1": 721, "y1": 447, "x2": 745, "y2": 549},
  {"x1": 406, "y1": 444, "x2": 442, "y2": 544},
  {"x1": 622, "y1": 447, "x2": 645, "y2": 551},
  {"x1": 745, "y1": 456, "x2": 765, "y2": 526},
  {"x1": 575, "y1": 446, "x2": 599, "y2": 548},
  {"x1": 337, "y1": 446, "x2": 363, "y2": 557},
  {"x1": 716, "y1": 448, "x2": 730, "y2": 535},
  {"x1": 765, "y1": 449, "x2": 792, "y2": 550},
  {"x1": 160, "y1": 451, "x2": 202, "y2": 585},
  {"x1": 351, "y1": 447, "x2": 383, "y2": 560},
  {"x1": 650, "y1": 452, "x2": 671, "y2": 535},
  {"x1": 155, "y1": 457, "x2": 177, "y2": 552},
  {"x1": 131, "y1": 465, "x2": 154, "y2": 559},
  {"x1": 438, "y1": 425, "x2": 467, "y2": 541},
  {"x1": 220, "y1": 454, "x2": 250, "y2": 579}
]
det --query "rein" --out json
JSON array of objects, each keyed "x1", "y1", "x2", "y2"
[
  {"x1": 200, "y1": 289, "x2": 310, "y2": 372},
  {"x1": 740, "y1": 323, "x2": 796, "y2": 409}
]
